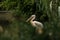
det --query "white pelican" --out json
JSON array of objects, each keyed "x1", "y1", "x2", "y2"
[
  {"x1": 26, "y1": 15, "x2": 44, "y2": 34},
  {"x1": 58, "y1": 6, "x2": 60, "y2": 17},
  {"x1": 50, "y1": 1, "x2": 52, "y2": 11},
  {"x1": 0, "y1": 26, "x2": 3, "y2": 33}
]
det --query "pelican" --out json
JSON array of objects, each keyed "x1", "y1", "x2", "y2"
[
  {"x1": 50, "y1": 1, "x2": 52, "y2": 11},
  {"x1": 26, "y1": 15, "x2": 44, "y2": 34},
  {"x1": 58, "y1": 6, "x2": 60, "y2": 17},
  {"x1": 0, "y1": 26, "x2": 3, "y2": 33}
]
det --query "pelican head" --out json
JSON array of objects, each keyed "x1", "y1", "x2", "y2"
[{"x1": 26, "y1": 15, "x2": 36, "y2": 22}]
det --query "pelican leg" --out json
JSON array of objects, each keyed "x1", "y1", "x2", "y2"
[{"x1": 35, "y1": 27, "x2": 43, "y2": 34}]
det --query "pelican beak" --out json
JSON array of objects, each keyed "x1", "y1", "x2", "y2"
[{"x1": 26, "y1": 16, "x2": 32, "y2": 22}]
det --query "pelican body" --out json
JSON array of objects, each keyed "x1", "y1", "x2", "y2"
[
  {"x1": 26, "y1": 15, "x2": 44, "y2": 34},
  {"x1": 50, "y1": 1, "x2": 52, "y2": 11}
]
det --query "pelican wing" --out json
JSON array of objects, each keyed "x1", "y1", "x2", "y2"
[{"x1": 34, "y1": 21, "x2": 43, "y2": 28}]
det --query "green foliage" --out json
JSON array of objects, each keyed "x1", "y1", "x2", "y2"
[
  {"x1": 0, "y1": 0, "x2": 18, "y2": 10},
  {"x1": 0, "y1": 0, "x2": 59, "y2": 40}
]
